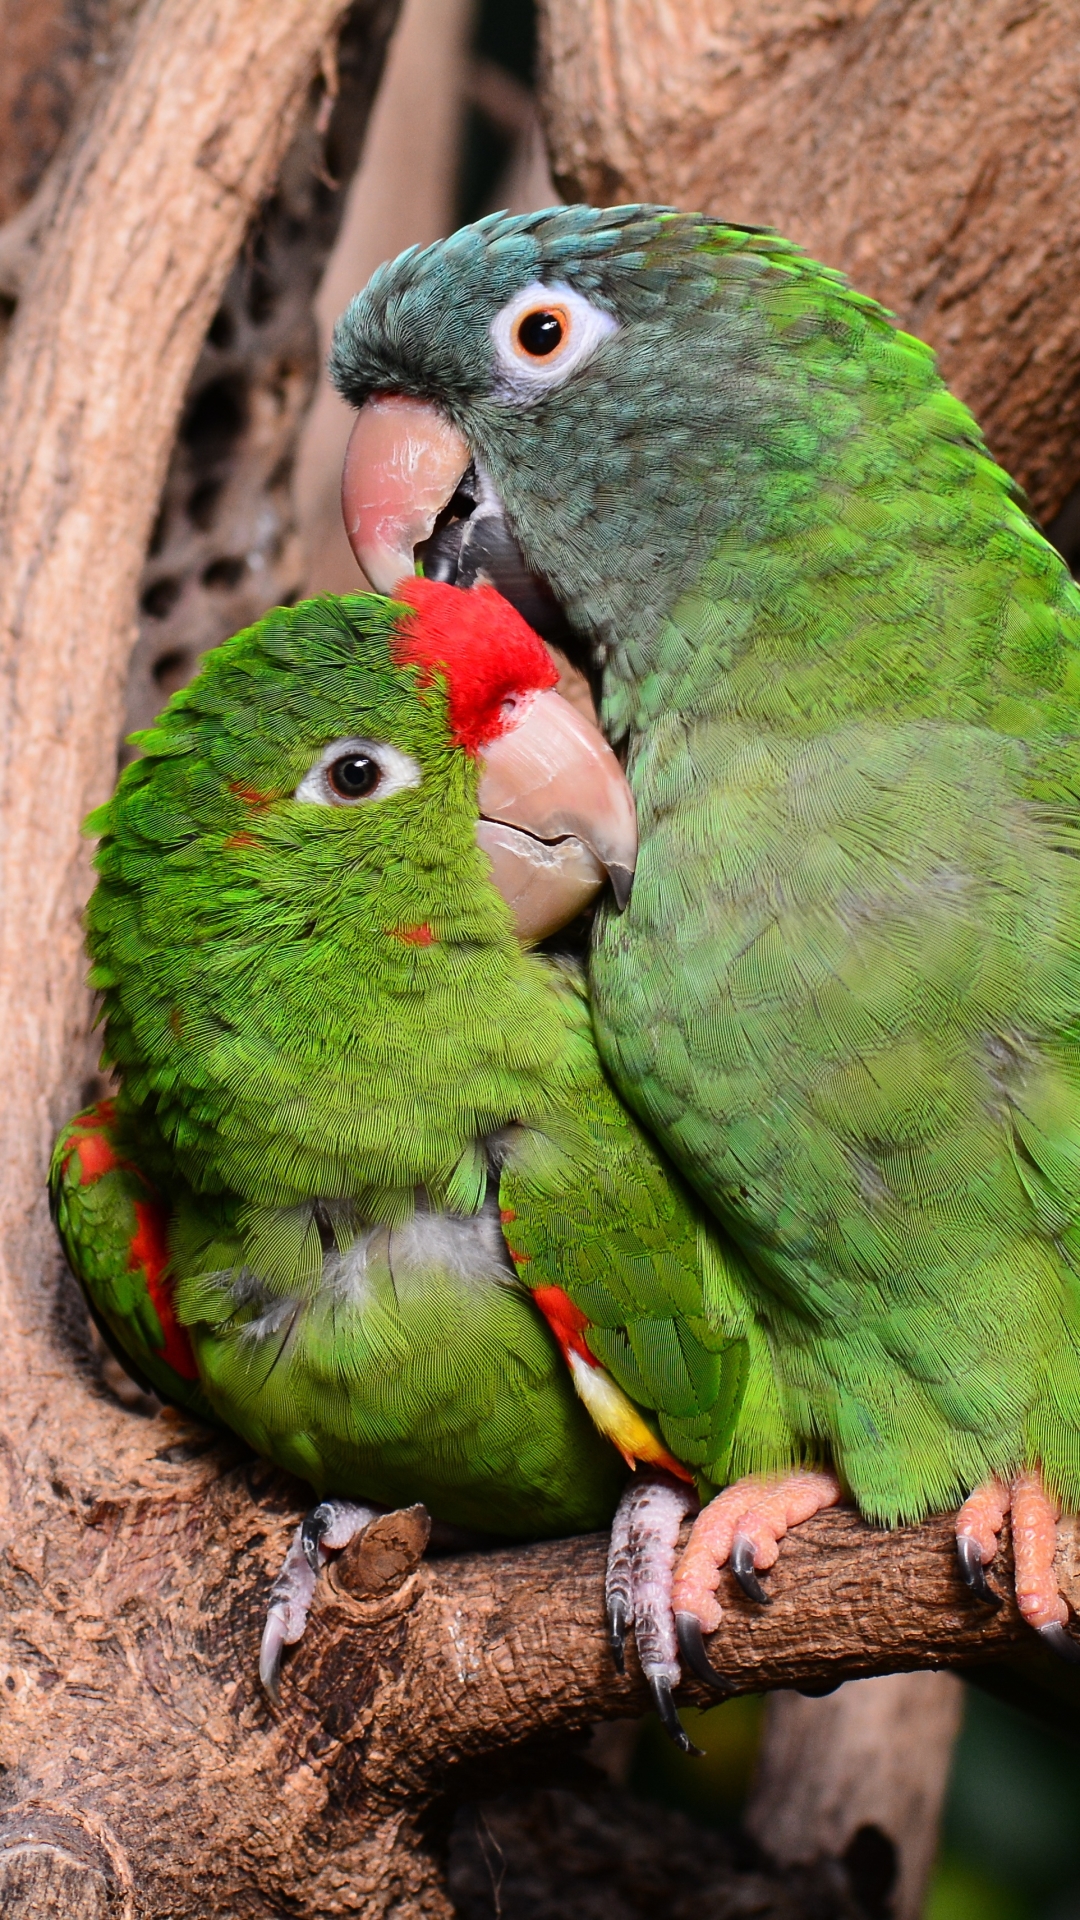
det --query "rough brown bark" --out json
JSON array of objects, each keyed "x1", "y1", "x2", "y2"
[
  {"x1": 0, "y1": 1431, "x2": 1073, "y2": 1915},
  {"x1": 0, "y1": 0, "x2": 136, "y2": 224},
  {"x1": 537, "y1": 0, "x2": 1080, "y2": 528}
]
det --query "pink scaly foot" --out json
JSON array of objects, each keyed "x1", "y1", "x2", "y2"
[
  {"x1": 955, "y1": 1469, "x2": 1080, "y2": 1663},
  {"x1": 670, "y1": 1468, "x2": 842, "y2": 1684}
]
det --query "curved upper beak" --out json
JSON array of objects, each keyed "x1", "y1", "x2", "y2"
[
  {"x1": 342, "y1": 394, "x2": 471, "y2": 592},
  {"x1": 342, "y1": 395, "x2": 637, "y2": 942},
  {"x1": 477, "y1": 690, "x2": 637, "y2": 945}
]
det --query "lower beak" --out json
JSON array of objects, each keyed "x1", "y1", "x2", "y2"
[
  {"x1": 342, "y1": 394, "x2": 471, "y2": 592},
  {"x1": 477, "y1": 690, "x2": 637, "y2": 945}
]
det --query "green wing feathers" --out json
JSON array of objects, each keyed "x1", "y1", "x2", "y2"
[
  {"x1": 50, "y1": 1101, "x2": 214, "y2": 1418},
  {"x1": 499, "y1": 970, "x2": 797, "y2": 1494}
]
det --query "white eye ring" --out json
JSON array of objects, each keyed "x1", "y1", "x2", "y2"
[
  {"x1": 489, "y1": 281, "x2": 619, "y2": 401},
  {"x1": 294, "y1": 738, "x2": 422, "y2": 808}
]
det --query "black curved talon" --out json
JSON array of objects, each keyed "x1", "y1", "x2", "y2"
[
  {"x1": 301, "y1": 1501, "x2": 334, "y2": 1576},
  {"x1": 956, "y1": 1534, "x2": 1002, "y2": 1607},
  {"x1": 649, "y1": 1674, "x2": 704, "y2": 1757},
  {"x1": 1038, "y1": 1621, "x2": 1080, "y2": 1664},
  {"x1": 730, "y1": 1534, "x2": 770, "y2": 1605},
  {"x1": 607, "y1": 1595, "x2": 629, "y2": 1674},
  {"x1": 675, "y1": 1610, "x2": 733, "y2": 1694}
]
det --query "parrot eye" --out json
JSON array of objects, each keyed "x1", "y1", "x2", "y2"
[
  {"x1": 294, "y1": 738, "x2": 422, "y2": 809},
  {"x1": 513, "y1": 306, "x2": 569, "y2": 359},
  {"x1": 327, "y1": 753, "x2": 380, "y2": 799},
  {"x1": 490, "y1": 281, "x2": 618, "y2": 400}
]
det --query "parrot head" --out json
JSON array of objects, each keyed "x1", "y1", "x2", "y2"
[
  {"x1": 328, "y1": 204, "x2": 938, "y2": 737},
  {"x1": 87, "y1": 581, "x2": 635, "y2": 1206}
]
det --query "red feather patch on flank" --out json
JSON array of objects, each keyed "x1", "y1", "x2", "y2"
[
  {"x1": 128, "y1": 1199, "x2": 200, "y2": 1382},
  {"x1": 59, "y1": 1100, "x2": 119, "y2": 1180},
  {"x1": 531, "y1": 1284, "x2": 597, "y2": 1368},
  {"x1": 391, "y1": 576, "x2": 557, "y2": 755}
]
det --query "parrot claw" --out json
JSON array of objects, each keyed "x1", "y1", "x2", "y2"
[
  {"x1": 607, "y1": 1592, "x2": 629, "y2": 1674},
  {"x1": 648, "y1": 1672, "x2": 704, "y2": 1757},
  {"x1": 604, "y1": 1473, "x2": 700, "y2": 1746},
  {"x1": 675, "y1": 1610, "x2": 732, "y2": 1694},
  {"x1": 730, "y1": 1532, "x2": 770, "y2": 1604},
  {"x1": 301, "y1": 1500, "x2": 336, "y2": 1576},
  {"x1": 955, "y1": 1532, "x2": 1002, "y2": 1607},
  {"x1": 259, "y1": 1523, "x2": 320, "y2": 1703},
  {"x1": 259, "y1": 1607, "x2": 289, "y2": 1704},
  {"x1": 1038, "y1": 1621, "x2": 1080, "y2": 1664},
  {"x1": 261, "y1": 1499, "x2": 383, "y2": 1699}
]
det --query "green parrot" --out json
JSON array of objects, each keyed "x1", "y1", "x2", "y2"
[
  {"x1": 328, "y1": 202, "x2": 1080, "y2": 1664},
  {"x1": 51, "y1": 576, "x2": 790, "y2": 1732}
]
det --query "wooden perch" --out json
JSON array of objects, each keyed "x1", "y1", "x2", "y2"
[{"x1": 0, "y1": 1418, "x2": 1073, "y2": 1914}]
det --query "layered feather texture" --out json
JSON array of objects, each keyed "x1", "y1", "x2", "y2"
[
  {"x1": 53, "y1": 587, "x2": 784, "y2": 1532},
  {"x1": 331, "y1": 205, "x2": 1080, "y2": 1524}
]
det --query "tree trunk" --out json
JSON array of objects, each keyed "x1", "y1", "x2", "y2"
[
  {"x1": 745, "y1": 1673, "x2": 965, "y2": 1920},
  {"x1": 294, "y1": 0, "x2": 474, "y2": 596}
]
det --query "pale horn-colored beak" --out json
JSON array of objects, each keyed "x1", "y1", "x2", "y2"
[
  {"x1": 477, "y1": 690, "x2": 637, "y2": 946},
  {"x1": 342, "y1": 394, "x2": 471, "y2": 592}
]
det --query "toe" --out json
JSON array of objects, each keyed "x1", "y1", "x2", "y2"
[
  {"x1": 672, "y1": 1468, "x2": 841, "y2": 1629},
  {"x1": 1011, "y1": 1469, "x2": 1067, "y2": 1631},
  {"x1": 260, "y1": 1523, "x2": 318, "y2": 1700},
  {"x1": 301, "y1": 1496, "x2": 381, "y2": 1573},
  {"x1": 955, "y1": 1478, "x2": 1008, "y2": 1569},
  {"x1": 262, "y1": 1499, "x2": 384, "y2": 1699},
  {"x1": 729, "y1": 1533, "x2": 770, "y2": 1604},
  {"x1": 955, "y1": 1533, "x2": 1002, "y2": 1607},
  {"x1": 649, "y1": 1672, "x2": 704, "y2": 1756},
  {"x1": 604, "y1": 1483, "x2": 637, "y2": 1672},
  {"x1": 1038, "y1": 1621, "x2": 1080, "y2": 1663},
  {"x1": 669, "y1": 1479, "x2": 763, "y2": 1632},
  {"x1": 259, "y1": 1603, "x2": 290, "y2": 1703}
]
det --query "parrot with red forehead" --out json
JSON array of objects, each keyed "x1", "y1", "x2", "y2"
[
  {"x1": 51, "y1": 578, "x2": 791, "y2": 1734},
  {"x1": 328, "y1": 202, "x2": 1080, "y2": 1668}
]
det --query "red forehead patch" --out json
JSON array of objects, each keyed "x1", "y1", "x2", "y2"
[{"x1": 391, "y1": 576, "x2": 558, "y2": 755}]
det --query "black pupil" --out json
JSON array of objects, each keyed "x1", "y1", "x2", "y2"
[
  {"x1": 518, "y1": 310, "x2": 564, "y2": 357},
  {"x1": 328, "y1": 754, "x2": 379, "y2": 799}
]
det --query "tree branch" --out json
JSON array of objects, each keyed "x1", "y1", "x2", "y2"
[{"x1": 1, "y1": 1426, "x2": 1072, "y2": 1913}]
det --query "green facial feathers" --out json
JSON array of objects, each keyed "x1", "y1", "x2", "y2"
[{"x1": 85, "y1": 590, "x2": 571, "y2": 1213}]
